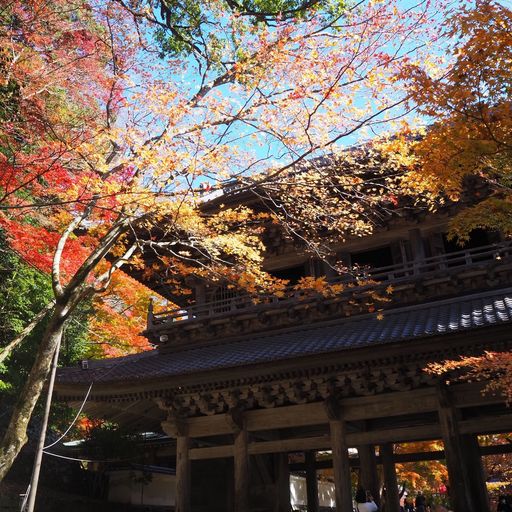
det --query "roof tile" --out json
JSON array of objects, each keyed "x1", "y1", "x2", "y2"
[{"x1": 57, "y1": 289, "x2": 512, "y2": 385}]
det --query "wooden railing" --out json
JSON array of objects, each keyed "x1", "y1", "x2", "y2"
[{"x1": 148, "y1": 241, "x2": 512, "y2": 328}]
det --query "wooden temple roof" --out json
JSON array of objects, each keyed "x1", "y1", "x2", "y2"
[{"x1": 57, "y1": 287, "x2": 512, "y2": 388}]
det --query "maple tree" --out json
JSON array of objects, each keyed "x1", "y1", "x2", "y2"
[
  {"x1": 391, "y1": 0, "x2": 512, "y2": 402},
  {"x1": 479, "y1": 434, "x2": 512, "y2": 499},
  {"x1": 394, "y1": 441, "x2": 448, "y2": 494},
  {"x1": 396, "y1": 0, "x2": 512, "y2": 241},
  {"x1": 88, "y1": 272, "x2": 153, "y2": 358},
  {"x1": 0, "y1": 0, "x2": 445, "y2": 481},
  {"x1": 427, "y1": 352, "x2": 512, "y2": 405}
]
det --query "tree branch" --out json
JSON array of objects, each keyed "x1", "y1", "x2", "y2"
[{"x1": 0, "y1": 300, "x2": 55, "y2": 366}]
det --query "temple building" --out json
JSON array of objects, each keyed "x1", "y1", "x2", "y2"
[{"x1": 56, "y1": 165, "x2": 512, "y2": 512}]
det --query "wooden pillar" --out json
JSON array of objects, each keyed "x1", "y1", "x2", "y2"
[
  {"x1": 461, "y1": 434, "x2": 490, "y2": 512},
  {"x1": 330, "y1": 419, "x2": 353, "y2": 512},
  {"x1": 176, "y1": 435, "x2": 191, "y2": 512},
  {"x1": 437, "y1": 387, "x2": 474, "y2": 512},
  {"x1": 409, "y1": 228, "x2": 425, "y2": 274},
  {"x1": 357, "y1": 444, "x2": 379, "y2": 506},
  {"x1": 161, "y1": 417, "x2": 191, "y2": 512},
  {"x1": 274, "y1": 453, "x2": 291, "y2": 512},
  {"x1": 226, "y1": 459, "x2": 234, "y2": 512},
  {"x1": 234, "y1": 426, "x2": 250, "y2": 512},
  {"x1": 380, "y1": 443, "x2": 400, "y2": 512},
  {"x1": 305, "y1": 451, "x2": 319, "y2": 512},
  {"x1": 409, "y1": 228, "x2": 425, "y2": 259}
]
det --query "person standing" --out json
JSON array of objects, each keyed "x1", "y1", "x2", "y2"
[
  {"x1": 403, "y1": 496, "x2": 415, "y2": 512},
  {"x1": 415, "y1": 491, "x2": 427, "y2": 512},
  {"x1": 355, "y1": 488, "x2": 379, "y2": 512}
]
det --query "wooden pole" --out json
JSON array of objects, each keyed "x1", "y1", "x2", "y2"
[
  {"x1": 357, "y1": 444, "x2": 380, "y2": 505},
  {"x1": 234, "y1": 426, "x2": 250, "y2": 512},
  {"x1": 305, "y1": 451, "x2": 319, "y2": 512},
  {"x1": 275, "y1": 453, "x2": 291, "y2": 512},
  {"x1": 25, "y1": 333, "x2": 62, "y2": 512},
  {"x1": 380, "y1": 443, "x2": 400, "y2": 512},
  {"x1": 330, "y1": 419, "x2": 353, "y2": 512},
  {"x1": 175, "y1": 435, "x2": 191, "y2": 512},
  {"x1": 437, "y1": 387, "x2": 474, "y2": 512},
  {"x1": 461, "y1": 434, "x2": 490, "y2": 512}
]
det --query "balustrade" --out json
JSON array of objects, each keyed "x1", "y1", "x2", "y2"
[{"x1": 148, "y1": 241, "x2": 512, "y2": 329}]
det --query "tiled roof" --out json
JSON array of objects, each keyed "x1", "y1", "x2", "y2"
[{"x1": 57, "y1": 289, "x2": 512, "y2": 385}]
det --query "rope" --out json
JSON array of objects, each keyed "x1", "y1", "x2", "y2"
[
  {"x1": 43, "y1": 382, "x2": 94, "y2": 449},
  {"x1": 42, "y1": 450, "x2": 137, "y2": 464}
]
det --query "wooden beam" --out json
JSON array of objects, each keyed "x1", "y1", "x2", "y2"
[
  {"x1": 175, "y1": 435, "x2": 191, "y2": 512},
  {"x1": 186, "y1": 414, "x2": 234, "y2": 437},
  {"x1": 342, "y1": 388, "x2": 438, "y2": 422},
  {"x1": 190, "y1": 437, "x2": 332, "y2": 461},
  {"x1": 381, "y1": 444, "x2": 400, "y2": 512},
  {"x1": 481, "y1": 444, "x2": 512, "y2": 456},
  {"x1": 234, "y1": 426, "x2": 250, "y2": 512},
  {"x1": 187, "y1": 416, "x2": 512, "y2": 461},
  {"x1": 250, "y1": 436, "x2": 331, "y2": 455},
  {"x1": 245, "y1": 402, "x2": 327, "y2": 432},
  {"x1": 184, "y1": 384, "x2": 505, "y2": 439},
  {"x1": 190, "y1": 445, "x2": 234, "y2": 460},
  {"x1": 348, "y1": 424, "x2": 441, "y2": 445},
  {"x1": 459, "y1": 415, "x2": 512, "y2": 435},
  {"x1": 289, "y1": 443, "x2": 512, "y2": 471}
]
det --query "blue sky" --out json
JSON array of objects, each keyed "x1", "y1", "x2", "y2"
[{"x1": 120, "y1": 0, "x2": 474, "y2": 186}]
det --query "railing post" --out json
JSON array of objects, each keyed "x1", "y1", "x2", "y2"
[
  {"x1": 409, "y1": 228, "x2": 425, "y2": 275},
  {"x1": 147, "y1": 298, "x2": 154, "y2": 329}
]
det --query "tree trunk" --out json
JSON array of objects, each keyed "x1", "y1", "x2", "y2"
[
  {"x1": 0, "y1": 307, "x2": 67, "y2": 481},
  {"x1": 0, "y1": 219, "x2": 130, "y2": 482}
]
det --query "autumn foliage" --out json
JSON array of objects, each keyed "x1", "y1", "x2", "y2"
[
  {"x1": 427, "y1": 352, "x2": 512, "y2": 405},
  {"x1": 397, "y1": 0, "x2": 512, "y2": 242},
  {"x1": 0, "y1": 0, "x2": 475, "y2": 482},
  {"x1": 395, "y1": 441, "x2": 448, "y2": 492},
  {"x1": 388, "y1": 0, "x2": 512, "y2": 402}
]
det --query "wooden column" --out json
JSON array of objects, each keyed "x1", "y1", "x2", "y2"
[
  {"x1": 226, "y1": 459, "x2": 234, "y2": 512},
  {"x1": 330, "y1": 419, "x2": 353, "y2": 512},
  {"x1": 380, "y1": 443, "x2": 400, "y2": 512},
  {"x1": 357, "y1": 444, "x2": 380, "y2": 505},
  {"x1": 234, "y1": 425, "x2": 250, "y2": 512},
  {"x1": 461, "y1": 434, "x2": 490, "y2": 512},
  {"x1": 274, "y1": 453, "x2": 291, "y2": 512},
  {"x1": 409, "y1": 228, "x2": 425, "y2": 274},
  {"x1": 162, "y1": 417, "x2": 191, "y2": 512},
  {"x1": 305, "y1": 451, "x2": 319, "y2": 512},
  {"x1": 176, "y1": 435, "x2": 191, "y2": 512},
  {"x1": 437, "y1": 387, "x2": 474, "y2": 512},
  {"x1": 409, "y1": 228, "x2": 425, "y2": 259}
]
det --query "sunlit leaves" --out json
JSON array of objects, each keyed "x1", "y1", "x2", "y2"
[
  {"x1": 427, "y1": 351, "x2": 512, "y2": 405},
  {"x1": 396, "y1": 1, "x2": 512, "y2": 239},
  {"x1": 0, "y1": 0, "x2": 447, "y2": 354}
]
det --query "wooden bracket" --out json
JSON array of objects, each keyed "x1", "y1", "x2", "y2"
[
  {"x1": 324, "y1": 395, "x2": 342, "y2": 421},
  {"x1": 436, "y1": 381, "x2": 453, "y2": 409},
  {"x1": 154, "y1": 396, "x2": 177, "y2": 412},
  {"x1": 162, "y1": 413, "x2": 188, "y2": 438},
  {"x1": 226, "y1": 407, "x2": 245, "y2": 433}
]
